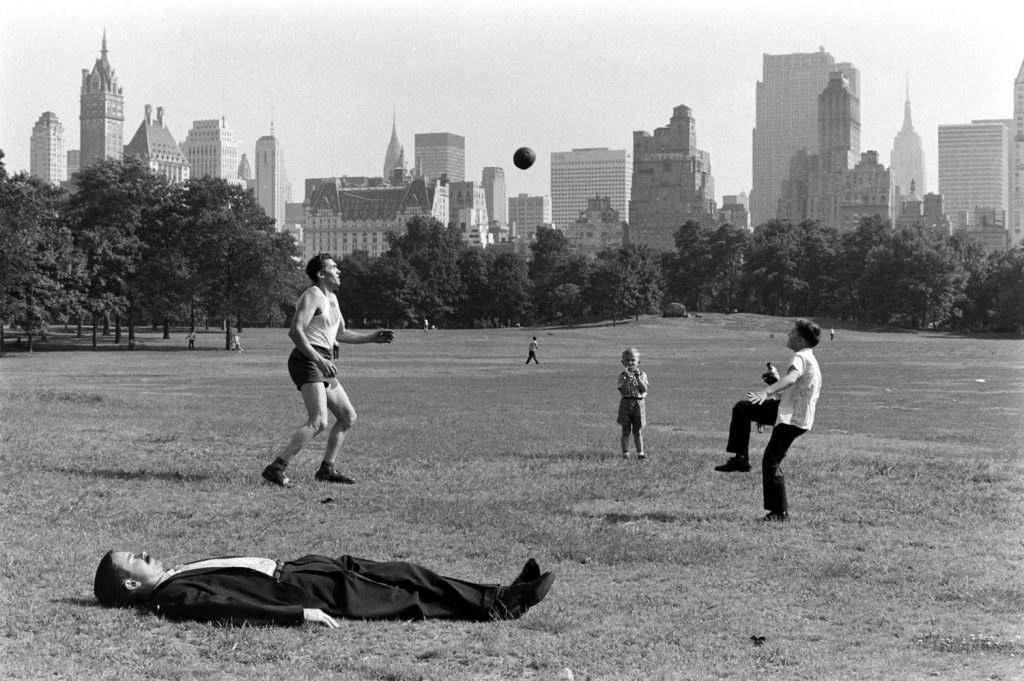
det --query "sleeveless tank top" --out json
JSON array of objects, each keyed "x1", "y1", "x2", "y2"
[{"x1": 303, "y1": 287, "x2": 342, "y2": 350}]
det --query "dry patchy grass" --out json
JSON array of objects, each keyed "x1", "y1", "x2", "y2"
[{"x1": 1, "y1": 315, "x2": 1022, "y2": 680}]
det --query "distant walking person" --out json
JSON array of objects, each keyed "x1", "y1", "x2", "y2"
[
  {"x1": 525, "y1": 337, "x2": 539, "y2": 364},
  {"x1": 713, "y1": 319, "x2": 823, "y2": 522},
  {"x1": 231, "y1": 334, "x2": 244, "y2": 352},
  {"x1": 829, "y1": 328, "x2": 835, "y2": 342},
  {"x1": 617, "y1": 347, "x2": 649, "y2": 460},
  {"x1": 186, "y1": 329, "x2": 196, "y2": 350},
  {"x1": 262, "y1": 253, "x2": 394, "y2": 488}
]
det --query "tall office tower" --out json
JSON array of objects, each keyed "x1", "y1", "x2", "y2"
[
  {"x1": 255, "y1": 130, "x2": 288, "y2": 230},
  {"x1": 383, "y1": 113, "x2": 406, "y2": 182},
  {"x1": 481, "y1": 167, "x2": 507, "y2": 226},
  {"x1": 817, "y1": 72, "x2": 860, "y2": 173},
  {"x1": 79, "y1": 32, "x2": 124, "y2": 168},
  {"x1": 66, "y1": 150, "x2": 80, "y2": 178},
  {"x1": 123, "y1": 105, "x2": 191, "y2": 183},
  {"x1": 238, "y1": 152, "x2": 252, "y2": 180},
  {"x1": 414, "y1": 132, "x2": 465, "y2": 183},
  {"x1": 938, "y1": 121, "x2": 1009, "y2": 232},
  {"x1": 508, "y1": 193, "x2": 551, "y2": 235},
  {"x1": 628, "y1": 105, "x2": 716, "y2": 251},
  {"x1": 181, "y1": 118, "x2": 241, "y2": 182},
  {"x1": 30, "y1": 112, "x2": 67, "y2": 185},
  {"x1": 550, "y1": 148, "x2": 631, "y2": 229},
  {"x1": 751, "y1": 49, "x2": 858, "y2": 226},
  {"x1": 890, "y1": 81, "x2": 927, "y2": 199},
  {"x1": 1010, "y1": 59, "x2": 1024, "y2": 246}
]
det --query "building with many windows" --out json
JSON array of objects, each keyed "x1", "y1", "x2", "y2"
[
  {"x1": 938, "y1": 121, "x2": 1009, "y2": 232},
  {"x1": 508, "y1": 193, "x2": 551, "y2": 236},
  {"x1": 414, "y1": 132, "x2": 465, "y2": 183},
  {"x1": 30, "y1": 111, "x2": 66, "y2": 185},
  {"x1": 79, "y1": 32, "x2": 124, "y2": 168},
  {"x1": 628, "y1": 105, "x2": 716, "y2": 251},
  {"x1": 123, "y1": 105, "x2": 190, "y2": 183},
  {"x1": 1011, "y1": 59, "x2": 1024, "y2": 246},
  {"x1": 752, "y1": 49, "x2": 858, "y2": 227},
  {"x1": 448, "y1": 181, "x2": 491, "y2": 247},
  {"x1": 481, "y1": 166, "x2": 507, "y2": 227},
  {"x1": 255, "y1": 130, "x2": 288, "y2": 231},
  {"x1": 890, "y1": 82, "x2": 927, "y2": 200},
  {"x1": 563, "y1": 196, "x2": 625, "y2": 256},
  {"x1": 181, "y1": 118, "x2": 241, "y2": 184},
  {"x1": 302, "y1": 177, "x2": 448, "y2": 258},
  {"x1": 550, "y1": 148, "x2": 630, "y2": 229}
]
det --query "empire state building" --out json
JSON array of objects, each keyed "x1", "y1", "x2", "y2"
[{"x1": 889, "y1": 81, "x2": 926, "y2": 199}]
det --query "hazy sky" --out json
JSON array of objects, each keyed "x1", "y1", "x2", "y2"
[{"x1": 2, "y1": 0, "x2": 1020, "y2": 204}]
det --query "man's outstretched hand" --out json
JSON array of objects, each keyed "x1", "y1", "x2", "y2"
[
  {"x1": 375, "y1": 329, "x2": 395, "y2": 343},
  {"x1": 303, "y1": 608, "x2": 340, "y2": 628}
]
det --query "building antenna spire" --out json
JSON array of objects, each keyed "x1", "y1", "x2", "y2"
[{"x1": 102, "y1": 28, "x2": 108, "y2": 56}]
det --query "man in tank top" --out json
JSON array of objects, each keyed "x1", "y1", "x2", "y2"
[{"x1": 262, "y1": 254, "x2": 394, "y2": 487}]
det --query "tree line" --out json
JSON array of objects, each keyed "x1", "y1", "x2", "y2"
[{"x1": 3, "y1": 153, "x2": 1023, "y2": 349}]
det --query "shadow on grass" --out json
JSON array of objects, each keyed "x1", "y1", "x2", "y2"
[
  {"x1": 45, "y1": 466, "x2": 212, "y2": 483},
  {"x1": 52, "y1": 596, "x2": 105, "y2": 608},
  {"x1": 601, "y1": 511, "x2": 678, "y2": 524}
]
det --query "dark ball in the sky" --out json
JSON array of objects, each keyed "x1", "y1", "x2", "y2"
[{"x1": 513, "y1": 147, "x2": 536, "y2": 170}]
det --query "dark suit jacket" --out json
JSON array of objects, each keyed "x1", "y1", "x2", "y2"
[{"x1": 146, "y1": 554, "x2": 494, "y2": 625}]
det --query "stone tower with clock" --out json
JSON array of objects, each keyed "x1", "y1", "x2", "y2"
[{"x1": 79, "y1": 31, "x2": 124, "y2": 168}]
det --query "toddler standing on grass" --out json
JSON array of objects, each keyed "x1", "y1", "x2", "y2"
[{"x1": 617, "y1": 347, "x2": 649, "y2": 460}]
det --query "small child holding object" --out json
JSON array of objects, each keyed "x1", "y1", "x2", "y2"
[{"x1": 617, "y1": 347, "x2": 649, "y2": 460}]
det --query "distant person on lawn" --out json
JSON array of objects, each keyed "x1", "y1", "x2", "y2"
[
  {"x1": 617, "y1": 347, "x2": 649, "y2": 460},
  {"x1": 713, "y1": 319, "x2": 822, "y2": 522},
  {"x1": 262, "y1": 253, "x2": 394, "y2": 487},
  {"x1": 94, "y1": 550, "x2": 554, "y2": 626},
  {"x1": 525, "y1": 336, "x2": 539, "y2": 364}
]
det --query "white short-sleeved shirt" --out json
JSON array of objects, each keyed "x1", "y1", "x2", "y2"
[{"x1": 776, "y1": 348, "x2": 821, "y2": 430}]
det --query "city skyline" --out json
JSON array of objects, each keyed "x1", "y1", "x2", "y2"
[{"x1": 1, "y1": 0, "x2": 1020, "y2": 208}]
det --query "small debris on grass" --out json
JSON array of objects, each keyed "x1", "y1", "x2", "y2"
[
  {"x1": 751, "y1": 635, "x2": 767, "y2": 646},
  {"x1": 320, "y1": 497, "x2": 335, "y2": 504}
]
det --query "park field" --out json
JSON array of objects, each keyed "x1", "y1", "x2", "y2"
[{"x1": 0, "y1": 314, "x2": 1022, "y2": 681}]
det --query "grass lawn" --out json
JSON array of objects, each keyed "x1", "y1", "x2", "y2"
[{"x1": 0, "y1": 314, "x2": 1022, "y2": 680}]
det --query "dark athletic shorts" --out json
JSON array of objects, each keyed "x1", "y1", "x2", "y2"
[{"x1": 287, "y1": 346, "x2": 335, "y2": 390}]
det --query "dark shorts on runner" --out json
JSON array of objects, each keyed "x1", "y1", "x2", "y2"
[{"x1": 287, "y1": 346, "x2": 335, "y2": 390}]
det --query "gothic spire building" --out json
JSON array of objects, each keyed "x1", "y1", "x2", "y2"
[
  {"x1": 79, "y1": 31, "x2": 124, "y2": 168},
  {"x1": 890, "y1": 79, "x2": 927, "y2": 199},
  {"x1": 383, "y1": 110, "x2": 406, "y2": 183}
]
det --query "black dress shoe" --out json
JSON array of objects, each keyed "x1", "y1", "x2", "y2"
[
  {"x1": 512, "y1": 558, "x2": 541, "y2": 585},
  {"x1": 489, "y1": 572, "x2": 555, "y2": 620},
  {"x1": 315, "y1": 465, "x2": 355, "y2": 484},
  {"x1": 761, "y1": 511, "x2": 789, "y2": 522},
  {"x1": 261, "y1": 464, "x2": 292, "y2": 487},
  {"x1": 714, "y1": 456, "x2": 751, "y2": 472}
]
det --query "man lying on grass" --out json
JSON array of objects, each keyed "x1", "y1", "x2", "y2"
[{"x1": 94, "y1": 550, "x2": 554, "y2": 626}]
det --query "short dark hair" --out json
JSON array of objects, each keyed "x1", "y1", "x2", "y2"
[
  {"x1": 94, "y1": 550, "x2": 132, "y2": 607},
  {"x1": 305, "y1": 253, "x2": 334, "y2": 283},
  {"x1": 794, "y1": 318, "x2": 821, "y2": 347}
]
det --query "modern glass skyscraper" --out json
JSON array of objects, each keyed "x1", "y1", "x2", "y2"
[
  {"x1": 550, "y1": 148, "x2": 631, "y2": 229},
  {"x1": 890, "y1": 82, "x2": 926, "y2": 198},
  {"x1": 938, "y1": 121, "x2": 1009, "y2": 231},
  {"x1": 751, "y1": 49, "x2": 858, "y2": 227},
  {"x1": 181, "y1": 118, "x2": 241, "y2": 183},
  {"x1": 79, "y1": 32, "x2": 124, "y2": 168},
  {"x1": 30, "y1": 111, "x2": 67, "y2": 185},
  {"x1": 414, "y1": 132, "x2": 465, "y2": 183}
]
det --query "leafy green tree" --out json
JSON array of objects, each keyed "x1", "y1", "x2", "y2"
[
  {"x1": 986, "y1": 246, "x2": 1024, "y2": 332},
  {"x1": 385, "y1": 216, "x2": 464, "y2": 325},
  {"x1": 65, "y1": 157, "x2": 171, "y2": 348},
  {"x1": 790, "y1": 220, "x2": 841, "y2": 316},
  {"x1": 664, "y1": 220, "x2": 713, "y2": 311},
  {"x1": 369, "y1": 252, "x2": 419, "y2": 327},
  {"x1": 336, "y1": 250, "x2": 376, "y2": 327},
  {"x1": 0, "y1": 157, "x2": 74, "y2": 350},
  {"x1": 529, "y1": 225, "x2": 589, "y2": 322},
  {"x1": 706, "y1": 223, "x2": 749, "y2": 312},
  {"x1": 487, "y1": 252, "x2": 531, "y2": 326},
  {"x1": 587, "y1": 245, "x2": 663, "y2": 323},
  {"x1": 835, "y1": 216, "x2": 892, "y2": 321},
  {"x1": 742, "y1": 219, "x2": 805, "y2": 316},
  {"x1": 456, "y1": 248, "x2": 492, "y2": 326}
]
